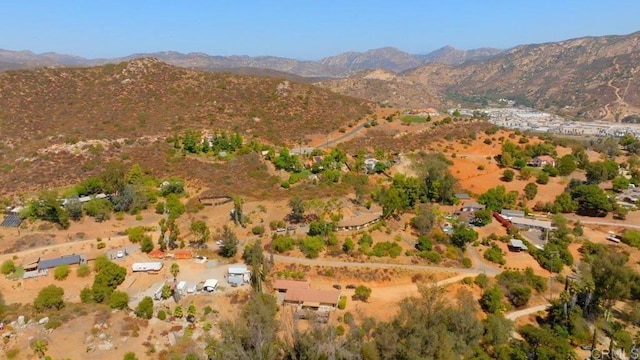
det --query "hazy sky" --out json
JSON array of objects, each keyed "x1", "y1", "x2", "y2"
[{"x1": 2, "y1": 1, "x2": 639, "y2": 59}]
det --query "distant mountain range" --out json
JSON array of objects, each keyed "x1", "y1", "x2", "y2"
[
  {"x1": 319, "y1": 31, "x2": 640, "y2": 121},
  {"x1": 0, "y1": 46, "x2": 503, "y2": 77}
]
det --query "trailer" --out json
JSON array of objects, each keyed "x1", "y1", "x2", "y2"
[
  {"x1": 176, "y1": 281, "x2": 187, "y2": 294},
  {"x1": 132, "y1": 262, "x2": 164, "y2": 272}
]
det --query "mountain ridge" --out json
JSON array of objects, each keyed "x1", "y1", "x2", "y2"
[{"x1": 0, "y1": 45, "x2": 503, "y2": 76}]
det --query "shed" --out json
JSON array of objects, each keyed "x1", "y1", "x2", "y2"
[
  {"x1": 203, "y1": 279, "x2": 219, "y2": 292},
  {"x1": 508, "y1": 239, "x2": 528, "y2": 252},
  {"x1": 176, "y1": 281, "x2": 187, "y2": 294}
]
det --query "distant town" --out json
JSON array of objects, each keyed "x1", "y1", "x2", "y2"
[{"x1": 452, "y1": 107, "x2": 640, "y2": 138}]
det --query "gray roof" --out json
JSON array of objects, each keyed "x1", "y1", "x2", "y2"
[
  {"x1": 462, "y1": 201, "x2": 485, "y2": 210},
  {"x1": 501, "y1": 209, "x2": 525, "y2": 218},
  {"x1": 1, "y1": 214, "x2": 23, "y2": 227},
  {"x1": 37, "y1": 255, "x2": 84, "y2": 270},
  {"x1": 455, "y1": 193, "x2": 471, "y2": 200},
  {"x1": 510, "y1": 217, "x2": 552, "y2": 230},
  {"x1": 509, "y1": 239, "x2": 527, "y2": 249}
]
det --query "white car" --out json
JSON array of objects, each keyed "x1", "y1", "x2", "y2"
[{"x1": 116, "y1": 250, "x2": 124, "y2": 258}]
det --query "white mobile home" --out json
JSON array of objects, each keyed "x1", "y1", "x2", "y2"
[{"x1": 132, "y1": 262, "x2": 164, "y2": 272}]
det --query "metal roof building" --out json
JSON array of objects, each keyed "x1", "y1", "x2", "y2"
[
  {"x1": 37, "y1": 255, "x2": 86, "y2": 271},
  {"x1": 1, "y1": 214, "x2": 23, "y2": 227},
  {"x1": 508, "y1": 239, "x2": 528, "y2": 252}
]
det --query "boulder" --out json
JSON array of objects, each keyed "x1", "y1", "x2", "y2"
[
  {"x1": 17, "y1": 316, "x2": 25, "y2": 326},
  {"x1": 98, "y1": 341, "x2": 113, "y2": 351},
  {"x1": 38, "y1": 317, "x2": 49, "y2": 325},
  {"x1": 85, "y1": 335, "x2": 95, "y2": 344}
]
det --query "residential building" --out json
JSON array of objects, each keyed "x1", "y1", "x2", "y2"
[
  {"x1": 528, "y1": 156, "x2": 556, "y2": 167},
  {"x1": 508, "y1": 239, "x2": 528, "y2": 252},
  {"x1": 283, "y1": 288, "x2": 341, "y2": 311},
  {"x1": 500, "y1": 209, "x2": 525, "y2": 219},
  {"x1": 460, "y1": 201, "x2": 485, "y2": 212}
]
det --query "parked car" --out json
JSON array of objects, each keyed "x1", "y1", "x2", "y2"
[
  {"x1": 346, "y1": 284, "x2": 357, "y2": 289},
  {"x1": 332, "y1": 284, "x2": 342, "y2": 290},
  {"x1": 276, "y1": 228, "x2": 287, "y2": 233},
  {"x1": 287, "y1": 225, "x2": 297, "y2": 231},
  {"x1": 116, "y1": 250, "x2": 124, "y2": 258}
]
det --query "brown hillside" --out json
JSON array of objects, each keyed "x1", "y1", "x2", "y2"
[
  {"x1": 0, "y1": 58, "x2": 371, "y2": 194},
  {"x1": 320, "y1": 31, "x2": 640, "y2": 120}
]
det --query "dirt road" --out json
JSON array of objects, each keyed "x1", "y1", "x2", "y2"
[{"x1": 271, "y1": 253, "x2": 501, "y2": 275}]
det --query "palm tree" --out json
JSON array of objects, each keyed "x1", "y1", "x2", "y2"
[
  {"x1": 32, "y1": 339, "x2": 48, "y2": 358},
  {"x1": 170, "y1": 263, "x2": 180, "y2": 282}
]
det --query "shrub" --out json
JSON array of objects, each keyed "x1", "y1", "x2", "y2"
[
  {"x1": 76, "y1": 264, "x2": 91, "y2": 277},
  {"x1": 157, "y1": 310, "x2": 167, "y2": 320},
  {"x1": 474, "y1": 273, "x2": 489, "y2": 289},
  {"x1": 97, "y1": 242, "x2": 106, "y2": 249},
  {"x1": 483, "y1": 244, "x2": 506, "y2": 265},
  {"x1": 461, "y1": 258, "x2": 472, "y2": 268},
  {"x1": 337, "y1": 296, "x2": 347, "y2": 310},
  {"x1": 353, "y1": 285, "x2": 372, "y2": 302},
  {"x1": 251, "y1": 225, "x2": 265, "y2": 236},
  {"x1": 54, "y1": 265, "x2": 70, "y2": 281},
  {"x1": 420, "y1": 251, "x2": 441, "y2": 263},
  {"x1": 1, "y1": 259, "x2": 16, "y2": 275},
  {"x1": 272, "y1": 236, "x2": 295, "y2": 253},
  {"x1": 109, "y1": 291, "x2": 129, "y2": 310},
  {"x1": 502, "y1": 169, "x2": 515, "y2": 182},
  {"x1": 370, "y1": 241, "x2": 403, "y2": 258},
  {"x1": 536, "y1": 172, "x2": 550, "y2": 185},
  {"x1": 300, "y1": 236, "x2": 324, "y2": 258}
]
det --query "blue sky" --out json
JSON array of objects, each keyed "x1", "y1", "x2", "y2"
[{"x1": 2, "y1": 1, "x2": 639, "y2": 60}]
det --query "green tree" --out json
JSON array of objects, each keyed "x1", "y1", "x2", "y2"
[
  {"x1": 288, "y1": 196, "x2": 305, "y2": 223},
  {"x1": 54, "y1": 265, "x2": 70, "y2": 281},
  {"x1": 523, "y1": 182, "x2": 538, "y2": 200},
  {"x1": 571, "y1": 184, "x2": 613, "y2": 216},
  {"x1": 161, "y1": 284, "x2": 173, "y2": 300},
  {"x1": 232, "y1": 195, "x2": 244, "y2": 226},
  {"x1": 556, "y1": 154, "x2": 577, "y2": 176},
  {"x1": 134, "y1": 296, "x2": 154, "y2": 319},
  {"x1": 479, "y1": 286, "x2": 503, "y2": 314},
  {"x1": 174, "y1": 305, "x2": 184, "y2": 318},
  {"x1": 123, "y1": 352, "x2": 139, "y2": 360},
  {"x1": 187, "y1": 303, "x2": 197, "y2": 318},
  {"x1": 272, "y1": 236, "x2": 295, "y2": 253},
  {"x1": 612, "y1": 176, "x2": 630, "y2": 192},
  {"x1": 190, "y1": 220, "x2": 211, "y2": 246},
  {"x1": 1, "y1": 260, "x2": 16, "y2": 275},
  {"x1": 536, "y1": 171, "x2": 550, "y2": 184},
  {"x1": 300, "y1": 236, "x2": 324, "y2": 258},
  {"x1": 170, "y1": 263, "x2": 180, "y2": 282},
  {"x1": 473, "y1": 208, "x2": 493, "y2": 226},
  {"x1": 342, "y1": 237, "x2": 355, "y2": 253},
  {"x1": 502, "y1": 169, "x2": 515, "y2": 182},
  {"x1": 450, "y1": 224, "x2": 479, "y2": 249},
  {"x1": 353, "y1": 285, "x2": 372, "y2": 302},
  {"x1": 219, "y1": 226, "x2": 239, "y2": 258},
  {"x1": 34, "y1": 285, "x2": 65, "y2": 311},
  {"x1": 410, "y1": 204, "x2": 436, "y2": 236},
  {"x1": 553, "y1": 191, "x2": 578, "y2": 213},
  {"x1": 76, "y1": 264, "x2": 91, "y2": 277},
  {"x1": 109, "y1": 291, "x2": 129, "y2": 310},
  {"x1": 140, "y1": 236, "x2": 154, "y2": 253},
  {"x1": 478, "y1": 185, "x2": 518, "y2": 211}
]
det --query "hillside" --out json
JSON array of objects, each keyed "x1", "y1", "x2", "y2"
[
  {"x1": 320, "y1": 32, "x2": 640, "y2": 120},
  {"x1": 0, "y1": 59, "x2": 371, "y2": 194}
]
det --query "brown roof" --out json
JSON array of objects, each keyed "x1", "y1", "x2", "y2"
[
  {"x1": 272, "y1": 279, "x2": 310, "y2": 291},
  {"x1": 337, "y1": 212, "x2": 382, "y2": 228},
  {"x1": 284, "y1": 288, "x2": 340, "y2": 305},
  {"x1": 534, "y1": 155, "x2": 555, "y2": 163}
]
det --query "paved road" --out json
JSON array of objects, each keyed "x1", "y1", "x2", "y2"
[
  {"x1": 319, "y1": 121, "x2": 368, "y2": 149},
  {"x1": 505, "y1": 304, "x2": 549, "y2": 321},
  {"x1": 271, "y1": 253, "x2": 501, "y2": 276},
  {"x1": 564, "y1": 216, "x2": 640, "y2": 230}
]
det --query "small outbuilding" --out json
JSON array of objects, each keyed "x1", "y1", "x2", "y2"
[
  {"x1": 500, "y1": 209, "x2": 525, "y2": 219},
  {"x1": 203, "y1": 279, "x2": 219, "y2": 292},
  {"x1": 508, "y1": 239, "x2": 528, "y2": 252}
]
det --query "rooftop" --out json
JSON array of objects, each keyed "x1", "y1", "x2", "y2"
[
  {"x1": 510, "y1": 217, "x2": 552, "y2": 230},
  {"x1": 284, "y1": 288, "x2": 341, "y2": 305},
  {"x1": 336, "y1": 212, "x2": 382, "y2": 228},
  {"x1": 37, "y1": 255, "x2": 84, "y2": 270},
  {"x1": 273, "y1": 279, "x2": 311, "y2": 291},
  {"x1": 509, "y1": 239, "x2": 528, "y2": 250}
]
